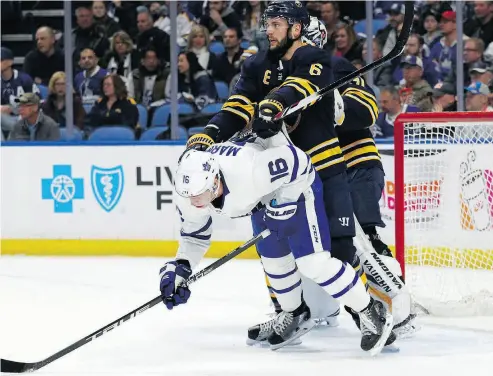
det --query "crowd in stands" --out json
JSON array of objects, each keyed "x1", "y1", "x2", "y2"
[{"x1": 1, "y1": 0, "x2": 493, "y2": 142}]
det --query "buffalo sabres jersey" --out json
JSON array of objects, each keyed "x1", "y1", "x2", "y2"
[
  {"x1": 175, "y1": 133, "x2": 314, "y2": 270},
  {"x1": 209, "y1": 44, "x2": 345, "y2": 180},
  {"x1": 331, "y1": 56, "x2": 382, "y2": 170}
]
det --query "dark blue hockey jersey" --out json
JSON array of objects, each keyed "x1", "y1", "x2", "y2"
[
  {"x1": 209, "y1": 44, "x2": 345, "y2": 179},
  {"x1": 1, "y1": 69, "x2": 38, "y2": 107}
]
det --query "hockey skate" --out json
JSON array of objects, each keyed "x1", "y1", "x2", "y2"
[
  {"x1": 358, "y1": 298, "x2": 395, "y2": 356},
  {"x1": 267, "y1": 302, "x2": 316, "y2": 351},
  {"x1": 313, "y1": 308, "x2": 340, "y2": 327}
]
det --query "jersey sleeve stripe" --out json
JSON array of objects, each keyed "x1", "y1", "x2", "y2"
[
  {"x1": 314, "y1": 157, "x2": 347, "y2": 172},
  {"x1": 343, "y1": 92, "x2": 378, "y2": 124},
  {"x1": 346, "y1": 155, "x2": 381, "y2": 168},
  {"x1": 341, "y1": 137, "x2": 380, "y2": 168},
  {"x1": 310, "y1": 146, "x2": 343, "y2": 164},
  {"x1": 343, "y1": 145, "x2": 379, "y2": 161},
  {"x1": 341, "y1": 137, "x2": 375, "y2": 152},
  {"x1": 287, "y1": 144, "x2": 300, "y2": 183},
  {"x1": 222, "y1": 106, "x2": 252, "y2": 124},
  {"x1": 281, "y1": 76, "x2": 320, "y2": 97},
  {"x1": 306, "y1": 138, "x2": 339, "y2": 155}
]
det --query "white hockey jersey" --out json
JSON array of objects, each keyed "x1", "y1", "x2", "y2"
[{"x1": 175, "y1": 133, "x2": 315, "y2": 270}]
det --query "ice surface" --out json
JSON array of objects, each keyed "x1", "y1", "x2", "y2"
[{"x1": 1, "y1": 257, "x2": 493, "y2": 376}]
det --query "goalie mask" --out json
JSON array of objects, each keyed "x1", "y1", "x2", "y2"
[
  {"x1": 175, "y1": 150, "x2": 221, "y2": 205},
  {"x1": 302, "y1": 17, "x2": 328, "y2": 49}
]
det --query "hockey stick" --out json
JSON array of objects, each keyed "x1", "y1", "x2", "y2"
[
  {"x1": 273, "y1": 1, "x2": 414, "y2": 122},
  {"x1": 352, "y1": 215, "x2": 403, "y2": 298},
  {"x1": 0, "y1": 229, "x2": 271, "y2": 374}
]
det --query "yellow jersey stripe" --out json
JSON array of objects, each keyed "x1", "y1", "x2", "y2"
[
  {"x1": 283, "y1": 82, "x2": 309, "y2": 97},
  {"x1": 346, "y1": 155, "x2": 381, "y2": 168},
  {"x1": 222, "y1": 102, "x2": 254, "y2": 118},
  {"x1": 342, "y1": 86, "x2": 377, "y2": 102},
  {"x1": 311, "y1": 146, "x2": 343, "y2": 164},
  {"x1": 343, "y1": 88, "x2": 378, "y2": 111},
  {"x1": 344, "y1": 93, "x2": 378, "y2": 124},
  {"x1": 284, "y1": 76, "x2": 320, "y2": 92},
  {"x1": 314, "y1": 157, "x2": 346, "y2": 171},
  {"x1": 306, "y1": 138, "x2": 339, "y2": 155},
  {"x1": 222, "y1": 107, "x2": 251, "y2": 124},
  {"x1": 343, "y1": 145, "x2": 379, "y2": 161},
  {"x1": 341, "y1": 137, "x2": 375, "y2": 152},
  {"x1": 228, "y1": 95, "x2": 252, "y2": 105}
]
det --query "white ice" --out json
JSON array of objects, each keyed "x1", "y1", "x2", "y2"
[{"x1": 1, "y1": 257, "x2": 493, "y2": 376}]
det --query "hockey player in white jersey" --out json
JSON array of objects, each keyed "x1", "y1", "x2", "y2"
[{"x1": 159, "y1": 133, "x2": 394, "y2": 354}]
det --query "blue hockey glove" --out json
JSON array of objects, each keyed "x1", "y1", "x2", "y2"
[
  {"x1": 263, "y1": 199, "x2": 303, "y2": 239},
  {"x1": 159, "y1": 260, "x2": 192, "y2": 310}
]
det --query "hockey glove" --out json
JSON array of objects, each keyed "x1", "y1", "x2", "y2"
[
  {"x1": 253, "y1": 95, "x2": 285, "y2": 139},
  {"x1": 185, "y1": 125, "x2": 219, "y2": 151},
  {"x1": 334, "y1": 89, "x2": 345, "y2": 126},
  {"x1": 159, "y1": 260, "x2": 192, "y2": 310},
  {"x1": 263, "y1": 199, "x2": 303, "y2": 239}
]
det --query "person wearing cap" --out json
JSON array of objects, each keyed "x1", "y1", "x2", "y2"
[
  {"x1": 8, "y1": 93, "x2": 60, "y2": 141},
  {"x1": 422, "y1": 8, "x2": 442, "y2": 48},
  {"x1": 464, "y1": 1, "x2": 493, "y2": 48},
  {"x1": 376, "y1": 3, "x2": 405, "y2": 57},
  {"x1": 469, "y1": 61, "x2": 493, "y2": 87},
  {"x1": 465, "y1": 81, "x2": 493, "y2": 112},
  {"x1": 399, "y1": 54, "x2": 433, "y2": 111},
  {"x1": 1, "y1": 47, "x2": 39, "y2": 138},
  {"x1": 429, "y1": 10, "x2": 465, "y2": 81},
  {"x1": 428, "y1": 81, "x2": 457, "y2": 112}
]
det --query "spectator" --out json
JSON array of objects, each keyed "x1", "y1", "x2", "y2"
[
  {"x1": 187, "y1": 24, "x2": 217, "y2": 73},
  {"x1": 373, "y1": 86, "x2": 420, "y2": 138},
  {"x1": 166, "y1": 52, "x2": 217, "y2": 111},
  {"x1": 400, "y1": 55, "x2": 433, "y2": 111},
  {"x1": 237, "y1": 1, "x2": 268, "y2": 51},
  {"x1": 469, "y1": 61, "x2": 491, "y2": 84},
  {"x1": 136, "y1": 7, "x2": 171, "y2": 64},
  {"x1": 1, "y1": 47, "x2": 38, "y2": 137},
  {"x1": 319, "y1": 2, "x2": 340, "y2": 53},
  {"x1": 305, "y1": 0, "x2": 322, "y2": 18},
  {"x1": 74, "y1": 48, "x2": 108, "y2": 105},
  {"x1": 199, "y1": 0, "x2": 242, "y2": 40},
  {"x1": 132, "y1": 48, "x2": 169, "y2": 108},
  {"x1": 67, "y1": 4, "x2": 110, "y2": 70},
  {"x1": 8, "y1": 93, "x2": 60, "y2": 141},
  {"x1": 111, "y1": 0, "x2": 140, "y2": 38},
  {"x1": 393, "y1": 34, "x2": 440, "y2": 87},
  {"x1": 444, "y1": 37, "x2": 484, "y2": 87},
  {"x1": 92, "y1": 1, "x2": 121, "y2": 39},
  {"x1": 422, "y1": 9, "x2": 442, "y2": 48},
  {"x1": 428, "y1": 82, "x2": 457, "y2": 112},
  {"x1": 465, "y1": 81, "x2": 493, "y2": 111},
  {"x1": 213, "y1": 28, "x2": 244, "y2": 86},
  {"x1": 101, "y1": 31, "x2": 139, "y2": 96},
  {"x1": 362, "y1": 39, "x2": 393, "y2": 88},
  {"x1": 23, "y1": 26, "x2": 65, "y2": 86},
  {"x1": 42, "y1": 72, "x2": 85, "y2": 130},
  {"x1": 333, "y1": 23, "x2": 363, "y2": 61},
  {"x1": 464, "y1": 1, "x2": 493, "y2": 48},
  {"x1": 376, "y1": 3, "x2": 405, "y2": 56},
  {"x1": 87, "y1": 74, "x2": 140, "y2": 132},
  {"x1": 149, "y1": 2, "x2": 193, "y2": 48},
  {"x1": 229, "y1": 46, "x2": 259, "y2": 94},
  {"x1": 429, "y1": 11, "x2": 466, "y2": 81}
]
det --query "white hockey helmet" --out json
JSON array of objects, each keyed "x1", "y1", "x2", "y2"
[
  {"x1": 175, "y1": 149, "x2": 220, "y2": 198},
  {"x1": 302, "y1": 16, "x2": 328, "y2": 48}
]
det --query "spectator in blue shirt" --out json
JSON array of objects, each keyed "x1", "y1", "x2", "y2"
[
  {"x1": 1, "y1": 47, "x2": 38, "y2": 137},
  {"x1": 429, "y1": 10, "x2": 460, "y2": 81},
  {"x1": 74, "y1": 48, "x2": 108, "y2": 105},
  {"x1": 373, "y1": 86, "x2": 420, "y2": 139}
]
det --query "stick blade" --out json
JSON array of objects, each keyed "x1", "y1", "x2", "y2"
[{"x1": 1, "y1": 359, "x2": 32, "y2": 373}]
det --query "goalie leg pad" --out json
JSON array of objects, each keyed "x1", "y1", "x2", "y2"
[{"x1": 297, "y1": 252, "x2": 370, "y2": 312}]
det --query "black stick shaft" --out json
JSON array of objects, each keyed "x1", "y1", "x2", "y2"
[
  {"x1": 1, "y1": 229, "x2": 270, "y2": 373},
  {"x1": 273, "y1": 1, "x2": 414, "y2": 122}
]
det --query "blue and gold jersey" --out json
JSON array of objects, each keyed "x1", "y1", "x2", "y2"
[
  {"x1": 209, "y1": 44, "x2": 344, "y2": 179},
  {"x1": 331, "y1": 56, "x2": 382, "y2": 171}
]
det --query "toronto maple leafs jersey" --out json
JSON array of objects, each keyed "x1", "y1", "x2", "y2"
[
  {"x1": 1, "y1": 69, "x2": 38, "y2": 108},
  {"x1": 175, "y1": 133, "x2": 314, "y2": 270}
]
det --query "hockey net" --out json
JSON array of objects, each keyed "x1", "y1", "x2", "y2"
[{"x1": 394, "y1": 112, "x2": 493, "y2": 316}]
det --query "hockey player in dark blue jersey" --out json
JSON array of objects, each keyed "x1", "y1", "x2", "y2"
[{"x1": 185, "y1": 1, "x2": 395, "y2": 350}]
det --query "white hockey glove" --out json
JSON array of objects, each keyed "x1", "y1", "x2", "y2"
[{"x1": 334, "y1": 89, "x2": 345, "y2": 126}]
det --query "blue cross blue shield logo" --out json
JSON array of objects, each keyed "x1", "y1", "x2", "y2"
[
  {"x1": 41, "y1": 165, "x2": 84, "y2": 213},
  {"x1": 90, "y1": 165, "x2": 124, "y2": 212}
]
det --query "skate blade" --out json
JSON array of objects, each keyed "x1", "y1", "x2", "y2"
[
  {"x1": 246, "y1": 337, "x2": 302, "y2": 348},
  {"x1": 368, "y1": 313, "x2": 394, "y2": 357},
  {"x1": 270, "y1": 319, "x2": 316, "y2": 351}
]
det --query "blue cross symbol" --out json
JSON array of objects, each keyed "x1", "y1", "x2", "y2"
[{"x1": 41, "y1": 165, "x2": 84, "y2": 213}]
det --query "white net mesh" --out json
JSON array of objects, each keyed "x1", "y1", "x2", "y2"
[{"x1": 397, "y1": 117, "x2": 493, "y2": 316}]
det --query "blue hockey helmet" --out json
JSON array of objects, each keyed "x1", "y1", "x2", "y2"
[{"x1": 261, "y1": 1, "x2": 310, "y2": 35}]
